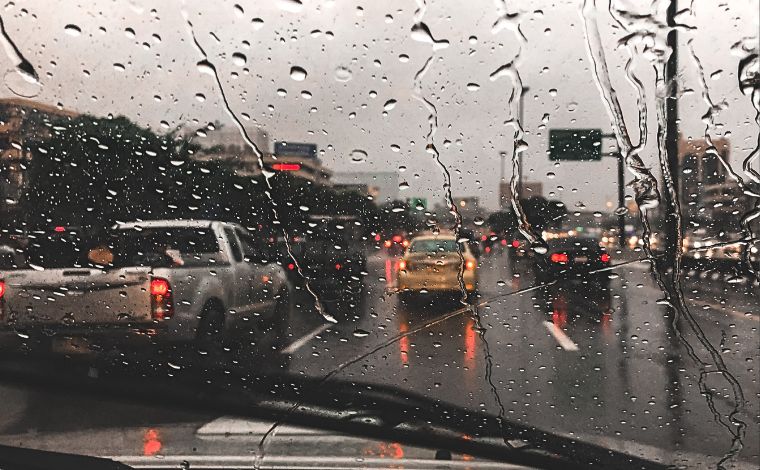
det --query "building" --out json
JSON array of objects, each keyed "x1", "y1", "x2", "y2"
[
  {"x1": 0, "y1": 98, "x2": 80, "y2": 224},
  {"x1": 678, "y1": 135, "x2": 747, "y2": 230},
  {"x1": 499, "y1": 181, "x2": 543, "y2": 208},
  {"x1": 193, "y1": 129, "x2": 331, "y2": 184},
  {"x1": 453, "y1": 196, "x2": 484, "y2": 228},
  {"x1": 332, "y1": 172, "x2": 398, "y2": 203}
]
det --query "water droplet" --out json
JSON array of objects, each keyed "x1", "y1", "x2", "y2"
[
  {"x1": 390, "y1": 144, "x2": 400, "y2": 152},
  {"x1": 466, "y1": 83, "x2": 480, "y2": 91},
  {"x1": 474, "y1": 217, "x2": 484, "y2": 226},
  {"x1": 233, "y1": 3, "x2": 244, "y2": 17},
  {"x1": 277, "y1": 0, "x2": 303, "y2": 13},
  {"x1": 546, "y1": 171, "x2": 555, "y2": 179},
  {"x1": 469, "y1": 35, "x2": 478, "y2": 44},
  {"x1": 4, "y1": 70, "x2": 41, "y2": 98},
  {"x1": 709, "y1": 69, "x2": 722, "y2": 80},
  {"x1": 167, "y1": 362, "x2": 181, "y2": 370},
  {"x1": 290, "y1": 66, "x2": 307, "y2": 81},
  {"x1": 276, "y1": 88, "x2": 287, "y2": 97},
  {"x1": 113, "y1": 63, "x2": 126, "y2": 72},
  {"x1": 353, "y1": 329, "x2": 370, "y2": 338},
  {"x1": 614, "y1": 206, "x2": 628, "y2": 216},
  {"x1": 399, "y1": 181, "x2": 409, "y2": 190},
  {"x1": 196, "y1": 60, "x2": 216, "y2": 75},
  {"x1": 251, "y1": 18, "x2": 265, "y2": 30},
  {"x1": 398, "y1": 54, "x2": 409, "y2": 63},
  {"x1": 301, "y1": 90, "x2": 312, "y2": 99},
  {"x1": 384, "y1": 14, "x2": 393, "y2": 23},
  {"x1": 335, "y1": 66, "x2": 352, "y2": 82},
  {"x1": 64, "y1": 24, "x2": 81, "y2": 36},
  {"x1": 350, "y1": 149, "x2": 367, "y2": 163},
  {"x1": 383, "y1": 99, "x2": 397, "y2": 111},
  {"x1": 232, "y1": 52, "x2": 247, "y2": 66},
  {"x1": 195, "y1": 93, "x2": 206, "y2": 102},
  {"x1": 411, "y1": 22, "x2": 449, "y2": 50}
]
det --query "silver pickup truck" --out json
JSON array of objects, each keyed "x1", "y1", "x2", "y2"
[{"x1": 0, "y1": 220, "x2": 292, "y2": 351}]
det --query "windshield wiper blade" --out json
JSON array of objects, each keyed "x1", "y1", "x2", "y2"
[
  {"x1": 0, "y1": 356, "x2": 668, "y2": 470},
  {"x1": 0, "y1": 444, "x2": 133, "y2": 470}
]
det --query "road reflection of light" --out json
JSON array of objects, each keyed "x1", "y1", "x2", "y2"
[
  {"x1": 399, "y1": 320, "x2": 409, "y2": 367},
  {"x1": 363, "y1": 442, "x2": 405, "y2": 460},
  {"x1": 552, "y1": 294, "x2": 568, "y2": 329},
  {"x1": 464, "y1": 318, "x2": 476, "y2": 369},
  {"x1": 385, "y1": 258, "x2": 393, "y2": 288},
  {"x1": 143, "y1": 428, "x2": 161, "y2": 456},
  {"x1": 601, "y1": 312, "x2": 613, "y2": 338}
]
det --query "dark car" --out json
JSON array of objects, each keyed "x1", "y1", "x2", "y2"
[{"x1": 532, "y1": 236, "x2": 612, "y2": 285}]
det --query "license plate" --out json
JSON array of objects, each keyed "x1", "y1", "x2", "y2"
[{"x1": 574, "y1": 256, "x2": 588, "y2": 263}]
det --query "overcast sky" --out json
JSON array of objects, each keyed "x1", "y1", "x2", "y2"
[{"x1": 1, "y1": 0, "x2": 757, "y2": 211}]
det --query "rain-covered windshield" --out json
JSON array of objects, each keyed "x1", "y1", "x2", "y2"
[{"x1": 0, "y1": 1, "x2": 758, "y2": 469}]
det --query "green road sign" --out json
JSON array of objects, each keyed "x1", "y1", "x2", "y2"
[{"x1": 549, "y1": 129, "x2": 602, "y2": 161}]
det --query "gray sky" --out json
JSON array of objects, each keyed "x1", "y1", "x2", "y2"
[{"x1": 1, "y1": 0, "x2": 757, "y2": 211}]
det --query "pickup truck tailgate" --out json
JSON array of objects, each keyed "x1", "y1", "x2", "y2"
[{"x1": 3, "y1": 268, "x2": 153, "y2": 327}]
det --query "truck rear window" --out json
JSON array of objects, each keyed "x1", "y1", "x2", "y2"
[{"x1": 113, "y1": 228, "x2": 221, "y2": 268}]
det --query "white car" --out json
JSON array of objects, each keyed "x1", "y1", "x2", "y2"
[{"x1": 0, "y1": 220, "x2": 292, "y2": 350}]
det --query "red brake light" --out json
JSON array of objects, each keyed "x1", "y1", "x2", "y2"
[
  {"x1": 374, "y1": 234, "x2": 381, "y2": 242},
  {"x1": 511, "y1": 240, "x2": 520, "y2": 248},
  {"x1": 53, "y1": 226, "x2": 66, "y2": 233},
  {"x1": 392, "y1": 235, "x2": 402, "y2": 243},
  {"x1": 0, "y1": 280, "x2": 5, "y2": 298},
  {"x1": 600, "y1": 253, "x2": 611, "y2": 263},
  {"x1": 150, "y1": 277, "x2": 173, "y2": 320},
  {"x1": 398, "y1": 260, "x2": 407, "y2": 270},
  {"x1": 150, "y1": 278, "x2": 170, "y2": 296},
  {"x1": 272, "y1": 163, "x2": 301, "y2": 171},
  {"x1": 500, "y1": 239, "x2": 507, "y2": 246},
  {"x1": 335, "y1": 263, "x2": 342, "y2": 270},
  {"x1": 465, "y1": 259, "x2": 476, "y2": 270},
  {"x1": 550, "y1": 253, "x2": 569, "y2": 263},
  {"x1": 384, "y1": 240, "x2": 392, "y2": 248},
  {"x1": 402, "y1": 240, "x2": 410, "y2": 247},
  {"x1": 288, "y1": 263, "x2": 296, "y2": 270},
  {"x1": 480, "y1": 235, "x2": 487, "y2": 241}
]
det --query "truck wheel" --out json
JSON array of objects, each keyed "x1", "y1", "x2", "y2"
[{"x1": 196, "y1": 301, "x2": 225, "y2": 345}]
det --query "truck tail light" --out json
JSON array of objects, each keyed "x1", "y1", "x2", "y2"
[
  {"x1": 398, "y1": 260, "x2": 407, "y2": 271},
  {"x1": 0, "y1": 280, "x2": 5, "y2": 299},
  {"x1": 550, "y1": 253, "x2": 569, "y2": 263},
  {"x1": 465, "y1": 260, "x2": 476, "y2": 270},
  {"x1": 150, "y1": 277, "x2": 173, "y2": 320},
  {"x1": 600, "y1": 253, "x2": 611, "y2": 263}
]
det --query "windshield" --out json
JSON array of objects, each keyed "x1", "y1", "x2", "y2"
[
  {"x1": 409, "y1": 239, "x2": 459, "y2": 253},
  {"x1": 0, "y1": 1, "x2": 758, "y2": 469}
]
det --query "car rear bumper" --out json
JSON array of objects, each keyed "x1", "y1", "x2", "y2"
[
  {"x1": 397, "y1": 270, "x2": 477, "y2": 292},
  {"x1": 1, "y1": 322, "x2": 172, "y2": 349}
]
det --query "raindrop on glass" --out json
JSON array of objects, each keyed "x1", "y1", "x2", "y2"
[{"x1": 290, "y1": 66, "x2": 307, "y2": 81}]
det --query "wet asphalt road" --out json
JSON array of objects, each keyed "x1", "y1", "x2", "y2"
[{"x1": 0, "y1": 248, "x2": 757, "y2": 467}]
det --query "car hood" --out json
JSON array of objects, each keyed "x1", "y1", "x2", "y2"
[{"x1": 0, "y1": 418, "x2": 755, "y2": 470}]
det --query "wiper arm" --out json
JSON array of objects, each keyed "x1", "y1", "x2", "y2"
[
  {"x1": 0, "y1": 356, "x2": 668, "y2": 470},
  {"x1": 0, "y1": 443, "x2": 133, "y2": 470}
]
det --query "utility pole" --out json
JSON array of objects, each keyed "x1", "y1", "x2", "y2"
[{"x1": 665, "y1": 1, "x2": 679, "y2": 242}]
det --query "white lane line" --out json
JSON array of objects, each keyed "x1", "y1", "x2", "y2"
[
  {"x1": 280, "y1": 323, "x2": 332, "y2": 355},
  {"x1": 543, "y1": 321, "x2": 579, "y2": 351},
  {"x1": 686, "y1": 299, "x2": 759, "y2": 323}
]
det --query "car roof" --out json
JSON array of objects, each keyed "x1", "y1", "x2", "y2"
[{"x1": 114, "y1": 220, "x2": 219, "y2": 230}]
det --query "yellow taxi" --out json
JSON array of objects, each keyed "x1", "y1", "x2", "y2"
[{"x1": 396, "y1": 233, "x2": 478, "y2": 296}]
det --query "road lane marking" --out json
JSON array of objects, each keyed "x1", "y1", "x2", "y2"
[
  {"x1": 686, "y1": 299, "x2": 759, "y2": 323},
  {"x1": 280, "y1": 323, "x2": 332, "y2": 354},
  {"x1": 543, "y1": 321, "x2": 579, "y2": 351}
]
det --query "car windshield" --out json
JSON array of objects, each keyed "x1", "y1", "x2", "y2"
[
  {"x1": 0, "y1": 1, "x2": 758, "y2": 469},
  {"x1": 409, "y1": 239, "x2": 459, "y2": 253}
]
